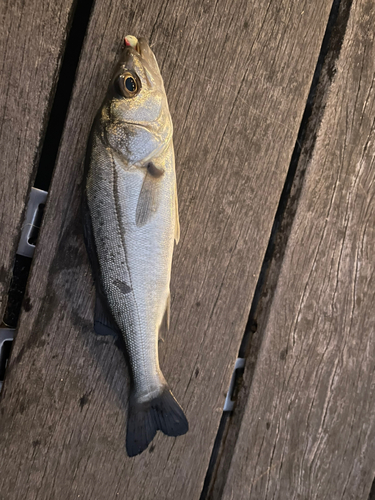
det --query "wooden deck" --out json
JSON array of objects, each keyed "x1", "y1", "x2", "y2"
[{"x1": 1, "y1": 0, "x2": 374, "y2": 498}]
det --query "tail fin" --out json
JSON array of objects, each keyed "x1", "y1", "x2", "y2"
[{"x1": 126, "y1": 386, "x2": 188, "y2": 457}]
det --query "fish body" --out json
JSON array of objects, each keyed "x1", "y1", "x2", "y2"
[{"x1": 83, "y1": 36, "x2": 188, "y2": 456}]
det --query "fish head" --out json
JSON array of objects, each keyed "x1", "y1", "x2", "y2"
[{"x1": 107, "y1": 36, "x2": 169, "y2": 127}]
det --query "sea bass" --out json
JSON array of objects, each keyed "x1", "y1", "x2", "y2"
[{"x1": 82, "y1": 35, "x2": 188, "y2": 456}]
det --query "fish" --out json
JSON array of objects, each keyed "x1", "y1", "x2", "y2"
[{"x1": 82, "y1": 35, "x2": 188, "y2": 456}]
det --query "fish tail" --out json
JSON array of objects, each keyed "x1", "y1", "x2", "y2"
[{"x1": 126, "y1": 386, "x2": 188, "y2": 457}]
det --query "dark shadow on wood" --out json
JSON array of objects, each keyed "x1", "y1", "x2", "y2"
[{"x1": 199, "y1": 0, "x2": 354, "y2": 497}]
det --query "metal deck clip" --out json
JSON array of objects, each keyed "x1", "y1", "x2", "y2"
[
  {"x1": 17, "y1": 187, "x2": 48, "y2": 258},
  {"x1": 224, "y1": 357, "x2": 245, "y2": 412},
  {"x1": 0, "y1": 328, "x2": 15, "y2": 393}
]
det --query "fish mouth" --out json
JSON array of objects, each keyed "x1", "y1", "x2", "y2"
[
  {"x1": 123, "y1": 36, "x2": 155, "y2": 64},
  {"x1": 117, "y1": 36, "x2": 147, "y2": 73},
  {"x1": 124, "y1": 35, "x2": 141, "y2": 54}
]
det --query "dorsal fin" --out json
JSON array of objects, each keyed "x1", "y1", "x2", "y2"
[
  {"x1": 159, "y1": 293, "x2": 170, "y2": 339},
  {"x1": 174, "y1": 187, "x2": 180, "y2": 244}
]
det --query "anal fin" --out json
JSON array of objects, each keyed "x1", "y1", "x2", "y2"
[{"x1": 94, "y1": 292, "x2": 120, "y2": 338}]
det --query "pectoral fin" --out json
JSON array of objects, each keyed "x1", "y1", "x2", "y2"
[{"x1": 136, "y1": 162, "x2": 164, "y2": 227}]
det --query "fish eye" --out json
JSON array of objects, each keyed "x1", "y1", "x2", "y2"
[
  {"x1": 115, "y1": 72, "x2": 140, "y2": 98},
  {"x1": 125, "y1": 76, "x2": 136, "y2": 92}
]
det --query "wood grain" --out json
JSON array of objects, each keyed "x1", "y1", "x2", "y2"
[
  {"x1": 0, "y1": 0, "x2": 74, "y2": 319},
  {"x1": 222, "y1": 0, "x2": 375, "y2": 498},
  {"x1": 0, "y1": 0, "x2": 332, "y2": 498},
  {"x1": 205, "y1": 2, "x2": 354, "y2": 498}
]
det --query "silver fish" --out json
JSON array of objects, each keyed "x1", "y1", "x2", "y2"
[{"x1": 82, "y1": 36, "x2": 188, "y2": 456}]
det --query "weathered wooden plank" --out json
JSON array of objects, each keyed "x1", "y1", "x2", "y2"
[
  {"x1": 0, "y1": 0, "x2": 333, "y2": 499},
  {"x1": 205, "y1": 2, "x2": 353, "y2": 498},
  {"x1": 0, "y1": 0, "x2": 75, "y2": 319},
  {"x1": 222, "y1": 0, "x2": 375, "y2": 498}
]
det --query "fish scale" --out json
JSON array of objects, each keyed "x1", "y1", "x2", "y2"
[{"x1": 83, "y1": 36, "x2": 188, "y2": 456}]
